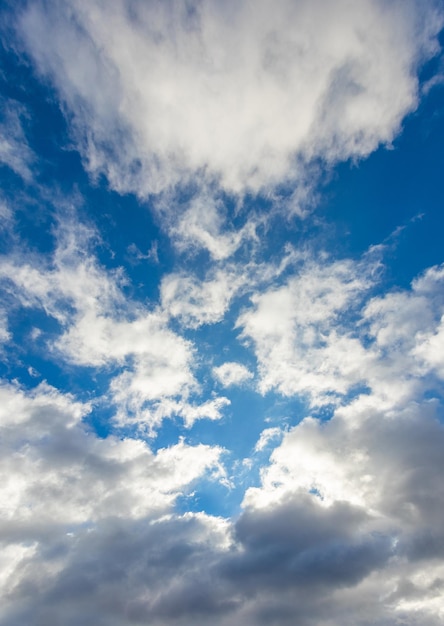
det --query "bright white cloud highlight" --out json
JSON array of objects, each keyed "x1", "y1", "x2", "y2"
[
  {"x1": 238, "y1": 256, "x2": 444, "y2": 408},
  {"x1": 161, "y1": 269, "x2": 241, "y2": 328},
  {"x1": 237, "y1": 257, "x2": 373, "y2": 402},
  {"x1": 254, "y1": 426, "x2": 283, "y2": 452}
]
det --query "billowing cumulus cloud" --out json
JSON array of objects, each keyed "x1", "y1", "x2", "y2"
[
  {"x1": 0, "y1": 381, "x2": 224, "y2": 525},
  {"x1": 2, "y1": 381, "x2": 444, "y2": 625},
  {"x1": 237, "y1": 256, "x2": 374, "y2": 402}
]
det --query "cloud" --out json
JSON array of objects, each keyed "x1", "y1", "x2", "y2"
[
  {"x1": 0, "y1": 99, "x2": 34, "y2": 182},
  {"x1": 237, "y1": 256, "x2": 374, "y2": 403},
  {"x1": 112, "y1": 386, "x2": 230, "y2": 430},
  {"x1": 0, "y1": 307, "x2": 10, "y2": 346},
  {"x1": 362, "y1": 263, "x2": 444, "y2": 391},
  {"x1": 0, "y1": 381, "x2": 224, "y2": 530},
  {"x1": 0, "y1": 383, "x2": 228, "y2": 623},
  {"x1": 1, "y1": 512, "x2": 234, "y2": 626},
  {"x1": 164, "y1": 189, "x2": 259, "y2": 260},
  {"x1": 161, "y1": 269, "x2": 242, "y2": 329},
  {"x1": 17, "y1": 0, "x2": 441, "y2": 200},
  {"x1": 160, "y1": 243, "x2": 304, "y2": 329},
  {"x1": 254, "y1": 426, "x2": 282, "y2": 452},
  {"x1": 3, "y1": 380, "x2": 444, "y2": 625},
  {"x1": 1, "y1": 3, "x2": 444, "y2": 625},
  {"x1": 213, "y1": 361, "x2": 253, "y2": 388},
  {"x1": 231, "y1": 391, "x2": 444, "y2": 624},
  {"x1": 3, "y1": 209, "x2": 444, "y2": 624},
  {"x1": 237, "y1": 255, "x2": 444, "y2": 409},
  {"x1": 0, "y1": 216, "x2": 230, "y2": 430}
]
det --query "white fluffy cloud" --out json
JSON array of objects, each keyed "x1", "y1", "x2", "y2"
[
  {"x1": 363, "y1": 264, "x2": 444, "y2": 382},
  {"x1": 18, "y1": 0, "x2": 441, "y2": 198},
  {"x1": 2, "y1": 2, "x2": 444, "y2": 624},
  {"x1": 254, "y1": 426, "x2": 282, "y2": 452},
  {"x1": 213, "y1": 361, "x2": 253, "y2": 388},
  {"x1": 161, "y1": 269, "x2": 241, "y2": 328},
  {"x1": 3, "y1": 216, "x2": 444, "y2": 625},
  {"x1": 0, "y1": 382, "x2": 229, "y2": 625},
  {"x1": 238, "y1": 257, "x2": 444, "y2": 408},
  {"x1": 0, "y1": 381, "x2": 224, "y2": 527},
  {"x1": 165, "y1": 191, "x2": 259, "y2": 260},
  {"x1": 0, "y1": 218, "x2": 231, "y2": 430},
  {"x1": 237, "y1": 256, "x2": 373, "y2": 402}
]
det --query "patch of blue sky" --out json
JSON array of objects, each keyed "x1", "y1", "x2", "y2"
[
  {"x1": 318, "y1": 82, "x2": 444, "y2": 289},
  {"x1": 89, "y1": 190, "x2": 168, "y2": 303}
]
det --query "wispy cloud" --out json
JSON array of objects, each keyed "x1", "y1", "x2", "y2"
[
  {"x1": 0, "y1": 215, "x2": 231, "y2": 431},
  {"x1": 0, "y1": 99, "x2": 34, "y2": 182}
]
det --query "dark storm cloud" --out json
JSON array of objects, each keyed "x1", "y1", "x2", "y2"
[{"x1": 222, "y1": 496, "x2": 391, "y2": 589}]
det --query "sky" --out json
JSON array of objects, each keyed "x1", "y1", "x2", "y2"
[{"x1": 1, "y1": 1, "x2": 444, "y2": 624}]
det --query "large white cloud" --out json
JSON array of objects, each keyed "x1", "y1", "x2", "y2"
[
  {"x1": 2, "y1": 210, "x2": 444, "y2": 624},
  {"x1": 0, "y1": 381, "x2": 229, "y2": 625},
  {"x1": 17, "y1": 0, "x2": 441, "y2": 199}
]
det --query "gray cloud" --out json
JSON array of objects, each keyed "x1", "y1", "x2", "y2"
[{"x1": 2, "y1": 386, "x2": 444, "y2": 625}]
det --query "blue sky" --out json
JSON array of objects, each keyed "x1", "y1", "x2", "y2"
[{"x1": 1, "y1": 1, "x2": 444, "y2": 625}]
